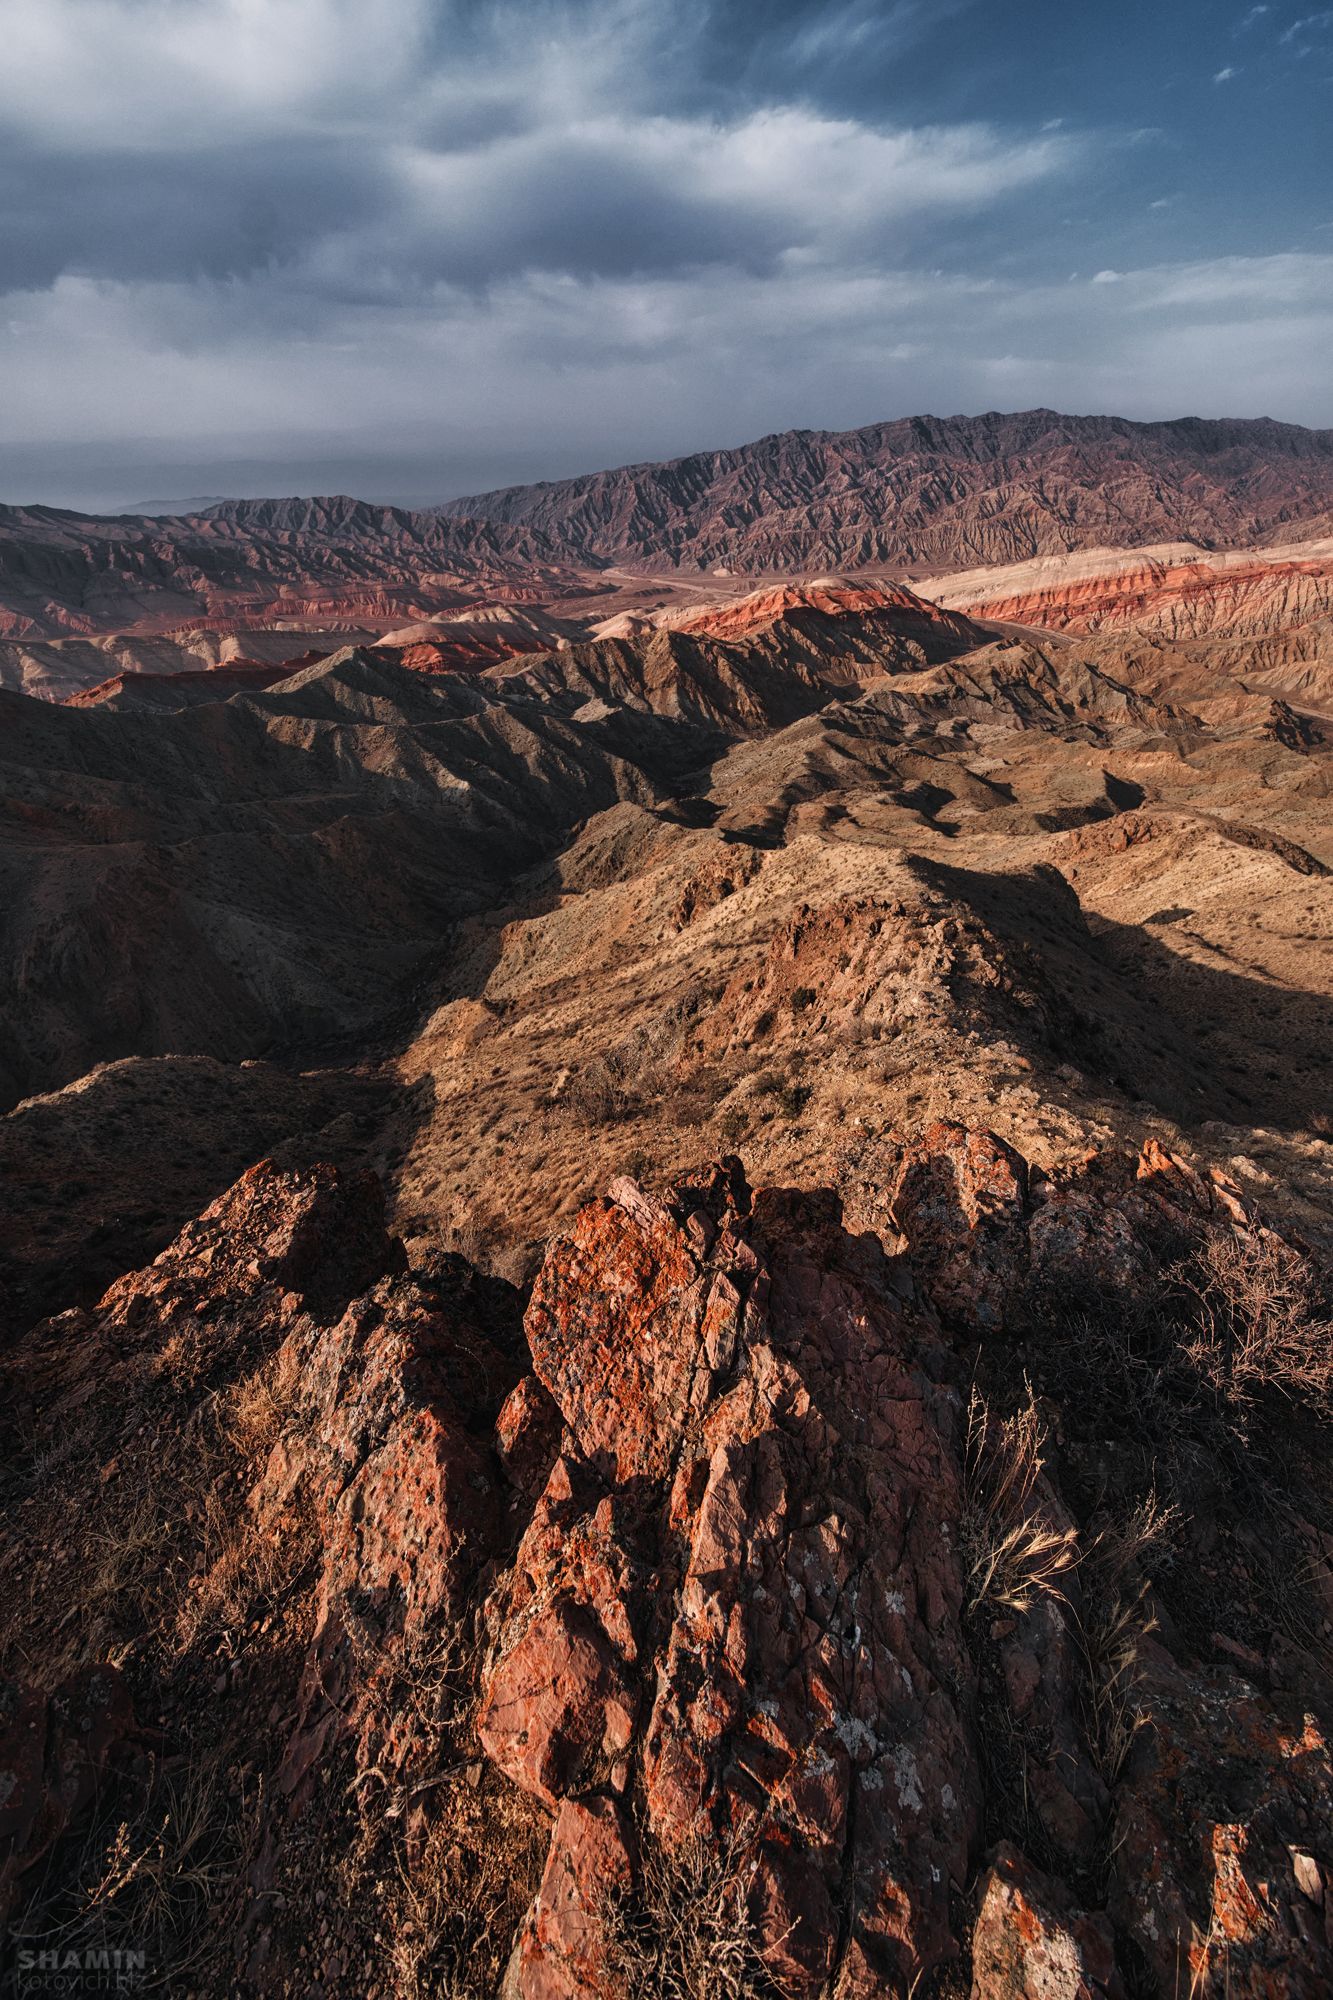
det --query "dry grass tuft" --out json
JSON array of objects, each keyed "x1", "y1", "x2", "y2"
[
  {"x1": 173, "y1": 1487, "x2": 315, "y2": 1657},
  {"x1": 1081, "y1": 1587, "x2": 1156, "y2": 1784},
  {"x1": 1080, "y1": 1490, "x2": 1181, "y2": 1782},
  {"x1": 381, "y1": 1796, "x2": 546, "y2": 2000},
  {"x1": 221, "y1": 1346, "x2": 302, "y2": 1459},
  {"x1": 960, "y1": 1384, "x2": 1081, "y2": 1617},
  {"x1": 10, "y1": 1744, "x2": 261, "y2": 1990},
  {"x1": 604, "y1": 1832, "x2": 773, "y2": 2000}
]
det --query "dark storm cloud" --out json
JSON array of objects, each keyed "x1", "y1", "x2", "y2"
[
  {"x1": 0, "y1": 137, "x2": 395, "y2": 289},
  {"x1": 0, "y1": 0, "x2": 1329, "y2": 509}
]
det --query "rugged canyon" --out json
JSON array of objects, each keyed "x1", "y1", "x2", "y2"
[{"x1": 1, "y1": 414, "x2": 1331, "y2": 1998}]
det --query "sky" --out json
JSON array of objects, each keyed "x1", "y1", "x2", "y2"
[{"x1": 1, "y1": 0, "x2": 1331, "y2": 511}]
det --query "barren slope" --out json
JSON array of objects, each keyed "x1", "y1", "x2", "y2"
[{"x1": 922, "y1": 538, "x2": 1333, "y2": 711}]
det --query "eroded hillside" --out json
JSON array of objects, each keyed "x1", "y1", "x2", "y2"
[{"x1": 2, "y1": 537, "x2": 1331, "y2": 1999}]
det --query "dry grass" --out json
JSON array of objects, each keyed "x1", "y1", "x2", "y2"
[
  {"x1": 227, "y1": 1345, "x2": 302, "y2": 1442},
  {"x1": 1081, "y1": 1587, "x2": 1156, "y2": 1785},
  {"x1": 1076, "y1": 1491, "x2": 1180, "y2": 1783},
  {"x1": 378, "y1": 1791, "x2": 547, "y2": 2000},
  {"x1": 604, "y1": 1832, "x2": 773, "y2": 2000},
  {"x1": 340, "y1": 1616, "x2": 483, "y2": 1821},
  {"x1": 173, "y1": 1488, "x2": 315, "y2": 1657},
  {"x1": 1180, "y1": 1230, "x2": 1333, "y2": 1416},
  {"x1": 960, "y1": 1384, "x2": 1081, "y2": 1617},
  {"x1": 10, "y1": 1743, "x2": 261, "y2": 1993}
]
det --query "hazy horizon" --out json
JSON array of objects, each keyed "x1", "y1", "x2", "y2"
[{"x1": 4, "y1": 400, "x2": 1333, "y2": 520}]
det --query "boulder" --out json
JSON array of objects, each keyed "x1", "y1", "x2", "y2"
[
  {"x1": 1110, "y1": 1659, "x2": 1333, "y2": 1998},
  {"x1": 503, "y1": 1795, "x2": 633, "y2": 2000},
  {"x1": 971, "y1": 1842, "x2": 1123, "y2": 1999}
]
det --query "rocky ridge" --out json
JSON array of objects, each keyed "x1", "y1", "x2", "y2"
[
  {"x1": 441, "y1": 410, "x2": 1333, "y2": 572},
  {"x1": 920, "y1": 540, "x2": 1333, "y2": 711},
  {"x1": 0, "y1": 586, "x2": 987, "y2": 1111},
  {"x1": 0, "y1": 497, "x2": 574, "y2": 642},
  {"x1": 2, "y1": 1129, "x2": 1329, "y2": 1996}
]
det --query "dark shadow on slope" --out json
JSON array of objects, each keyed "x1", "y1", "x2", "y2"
[{"x1": 907, "y1": 855, "x2": 1332, "y2": 1135}]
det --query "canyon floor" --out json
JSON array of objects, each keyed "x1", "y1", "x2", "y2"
[{"x1": 1, "y1": 511, "x2": 1331, "y2": 1998}]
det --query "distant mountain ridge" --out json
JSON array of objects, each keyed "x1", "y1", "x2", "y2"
[
  {"x1": 438, "y1": 408, "x2": 1333, "y2": 572},
  {"x1": 0, "y1": 495, "x2": 577, "y2": 645}
]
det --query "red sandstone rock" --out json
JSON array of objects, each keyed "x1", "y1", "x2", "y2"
[
  {"x1": 487, "y1": 1161, "x2": 981, "y2": 1997},
  {"x1": 9, "y1": 1129, "x2": 1329, "y2": 1996},
  {"x1": 252, "y1": 1262, "x2": 522, "y2": 1796},
  {"x1": 890, "y1": 1122, "x2": 1029, "y2": 1330},
  {"x1": 1110, "y1": 1659, "x2": 1333, "y2": 1998},
  {"x1": 12, "y1": 1160, "x2": 400, "y2": 1424},
  {"x1": 971, "y1": 1842, "x2": 1124, "y2": 1999},
  {"x1": 503, "y1": 1795, "x2": 633, "y2": 2000},
  {"x1": 992, "y1": 1577, "x2": 1109, "y2": 1868},
  {"x1": 522, "y1": 1159, "x2": 760, "y2": 1485},
  {"x1": 497, "y1": 1374, "x2": 565, "y2": 1500},
  {"x1": 479, "y1": 1594, "x2": 637, "y2": 1808}
]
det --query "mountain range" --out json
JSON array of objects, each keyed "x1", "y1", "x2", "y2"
[
  {"x1": 442, "y1": 408, "x2": 1333, "y2": 570},
  {"x1": 5, "y1": 410, "x2": 1333, "y2": 707}
]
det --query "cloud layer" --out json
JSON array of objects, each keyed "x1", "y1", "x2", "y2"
[{"x1": 2, "y1": 0, "x2": 1329, "y2": 508}]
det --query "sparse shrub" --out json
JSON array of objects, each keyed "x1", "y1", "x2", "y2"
[
  {"x1": 561, "y1": 1054, "x2": 624, "y2": 1124},
  {"x1": 775, "y1": 1081, "x2": 811, "y2": 1121},
  {"x1": 488, "y1": 1237, "x2": 540, "y2": 1289},
  {"x1": 604, "y1": 1833, "x2": 772, "y2": 2000},
  {"x1": 445, "y1": 1204, "x2": 491, "y2": 1266},
  {"x1": 385, "y1": 1805, "x2": 543, "y2": 1999},
  {"x1": 1179, "y1": 1230, "x2": 1333, "y2": 1416},
  {"x1": 789, "y1": 987, "x2": 817, "y2": 1013},
  {"x1": 559, "y1": 1012, "x2": 691, "y2": 1126},
  {"x1": 717, "y1": 1106, "x2": 749, "y2": 1146}
]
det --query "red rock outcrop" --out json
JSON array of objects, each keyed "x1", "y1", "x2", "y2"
[
  {"x1": 4, "y1": 1134, "x2": 1331, "y2": 1998},
  {"x1": 253, "y1": 1254, "x2": 523, "y2": 1798},
  {"x1": 484, "y1": 1159, "x2": 981, "y2": 1996},
  {"x1": 474, "y1": 1138, "x2": 1332, "y2": 1998},
  {"x1": 923, "y1": 540, "x2": 1333, "y2": 652},
  {"x1": 598, "y1": 578, "x2": 985, "y2": 659},
  {"x1": 892, "y1": 1121, "x2": 1263, "y2": 1332},
  {"x1": 503, "y1": 1794, "x2": 634, "y2": 2000},
  {"x1": 971, "y1": 1843, "x2": 1124, "y2": 2000},
  {"x1": 1110, "y1": 1657, "x2": 1333, "y2": 1999},
  {"x1": 10, "y1": 1156, "x2": 400, "y2": 1417}
]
